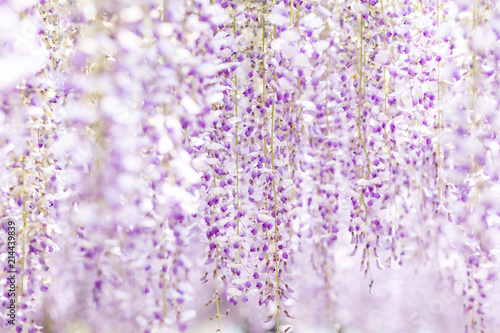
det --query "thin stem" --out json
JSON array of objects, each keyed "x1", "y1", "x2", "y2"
[
  {"x1": 262, "y1": 3, "x2": 266, "y2": 106},
  {"x1": 162, "y1": 271, "x2": 167, "y2": 321},
  {"x1": 270, "y1": 3, "x2": 279, "y2": 329},
  {"x1": 19, "y1": 86, "x2": 27, "y2": 301},
  {"x1": 325, "y1": 30, "x2": 332, "y2": 182},
  {"x1": 37, "y1": 128, "x2": 42, "y2": 179},
  {"x1": 209, "y1": 140, "x2": 221, "y2": 330},
  {"x1": 472, "y1": 0, "x2": 477, "y2": 89},
  {"x1": 435, "y1": 0, "x2": 450, "y2": 211},
  {"x1": 20, "y1": 157, "x2": 27, "y2": 302},
  {"x1": 437, "y1": 0, "x2": 443, "y2": 209},
  {"x1": 235, "y1": 84, "x2": 240, "y2": 236},
  {"x1": 234, "y1": 15, "x2": 240, "y2": 240},
  {"x1": 57, "y1": 0, "x2": 61, "y2": 44},
  {"x1": 215, "y1": 244, "x2": 221, "y2": 331},
  {"x1": 259, "y1": 2, "x2": 279, "y2": 329},
  {"x1": 358, "y1": 15, "x2": 371, "y2": 177},
  {"x1": 296, "y1": 0, "x2": 300, "y2": 32},
  {"x1": 381, "y1": 0, "x2": 392, "y2": 160},
  {"x1": 323, "y1": 0, "x2": 334, "y2": 320},
  {"x1": 262, "y1": 3, "x2": 268, "y2": 213},
  {"x1": 271, "y1": 88, "x2": 280, "y2": 333}
]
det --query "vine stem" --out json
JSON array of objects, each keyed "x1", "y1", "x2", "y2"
[
  {"x1": 19, "y1": 84, "x2": 28, "y2": 300},
  {"x1": 234, "y1": 13, "x2": 241, "y2": 267},
  {"x1": 262, "y1": 3, "x2": 266, "y2": 108},
  {"x1": 215, "y1": 243, "x2": 221, "y2": 331},
  {"x1": 57, "y1": 0, "x2": 61, "y2": 44},
  {"x1": 263, "y1": 2, "x2": 268, "y2": 217},
  {"x1": 358, "y1": 15, "x2": 371, "y2": 177},
  {"x1": 210, "y1": 147, "x2": 221, "y2": 331},
  {"x1": 20, "y1": 159, "x2": 27, "y2": 302},
  {"x1": 323, "y1": 0, "x2": 334, "y2": 321},
  {"x1": 208, "y1": 1, "x2": 221, "y2": 327},
  {"x1": 270, "y1": 2, "x2": 280, "y2": 331},
  {"x1": 437, "y1": 0, "x2": 444, "y2": 210},
  {"x1": 236, "y1": 74, "x2": 239, "y2": 235},
  {"x1": 381, "y1": 0, "x2": 392, "y2": 160},
  {"x1": 272, "y1": 81, "x2": 280, "y2": 333}
]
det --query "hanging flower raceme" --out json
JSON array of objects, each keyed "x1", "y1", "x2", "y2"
[
  {"x1": 0, "y1": 1, "x2": 59, "y2": 332},
  {"x1": 1, "y1": 0, "x2": 500, "y2": 332}
]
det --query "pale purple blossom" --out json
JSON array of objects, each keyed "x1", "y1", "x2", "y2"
[{"x1": 0, "y1": 0, "x2": 500, "y2": 333}]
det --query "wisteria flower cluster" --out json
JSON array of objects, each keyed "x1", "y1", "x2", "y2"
[{"x1": 1, "y1": 0, "x2": 500, "y2": 332}]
